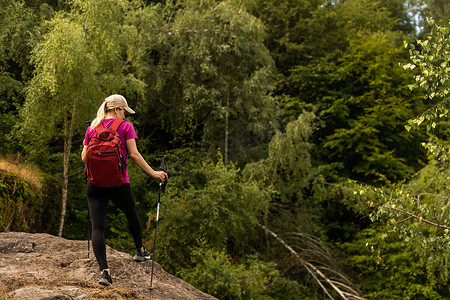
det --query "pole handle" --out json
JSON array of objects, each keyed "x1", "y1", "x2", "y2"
[
  {"x1": 159, "y1": 155, "x2": 167, "y2": 192},
  {"x1": 159, "y1": 155, "x2": 165, "y2": 171}
]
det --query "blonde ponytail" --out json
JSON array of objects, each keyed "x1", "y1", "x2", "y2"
[{"x1": 90, "y1": 101, "x2": 107, "y2": 129}]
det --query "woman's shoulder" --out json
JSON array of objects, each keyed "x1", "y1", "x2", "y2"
[
  {"x1": 120, "y1": 120, "x2": 135, "y2": 130},
  {"x1": 121, "y1": 120, "x2": 138, "y2": 139},
  {"x1": 85, "y1": 125, "x2": 95, "y2": 135},
  {"x1": 121, "y1": 120, "x2": 133, "y2": 126}
]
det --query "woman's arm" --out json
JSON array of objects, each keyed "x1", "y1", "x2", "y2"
[
  {"x1": 126, "y1": 138, "x2": 168, "y2": 181},
  {"x1": 81, "y1": 145, "x2": 88, "y2": 163}
]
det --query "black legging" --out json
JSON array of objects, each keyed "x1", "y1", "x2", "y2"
[{"x1": 87, "y1": 182, "x2": 143, "y2": 271}]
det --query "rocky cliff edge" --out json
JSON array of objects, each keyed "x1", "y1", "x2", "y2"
[{"x1": 0, "y1": 232, "x2": 217, "y2": 300}]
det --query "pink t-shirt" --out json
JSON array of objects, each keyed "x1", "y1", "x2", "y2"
[{"x1": 84, "y1": 118, "x2": 138, "y2": 184}]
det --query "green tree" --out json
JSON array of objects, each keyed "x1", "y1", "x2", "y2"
[
  {"x1": 369, "y1": 20, "x2": 449, "y2": 254},
  {"x1": 251, "y1": 0, "x2": 425, "y2": 183},
  {"x1": 251, "y1": 0, "x2": 413, "y2": 96},
  {"x1": 424, "y1": 0, "x2": 449, "y2": 26},
  {"x1": 153, "y1": 158, "x2": 269, "y2": 273},
  {"x1": 244, "y1": 112, "x2": 315, "y2": 205},
  {"x1": 243, "y1": 113, "x2": 366, "y2": 299},
  {"x1": 404, "y1": 19, "x2": 449, "y2": 160},
  {"x1": 339, "y1": 19, "x2": 449, "y2": 299},
  {"x1": 342, "y1": 223, "x2": 450, "y2": 299},
  {"x1": 290, "y1": 33, "x2": 427, "y2": 182},
  {"x1": 180, "y1": 243, "x2": 279, "y2": 299},
  {"x1": 17, "y1": 0, "x2": 144, "y2": 236},
  {"x1": 249, "y1": 0, "x2": 326, "y2": 77},
  {"x1": 0, "y1": 0, "x2": 45, "y2": 153},
  {"x1": 129, "y1": 0, "x2": 276, "y2": 165},
  {"x1": 407, "y1": 0, "x2": 449, "y2": 32},
  {"x1": 18, "y1": 14, "x2": 98, "y2": 236}
]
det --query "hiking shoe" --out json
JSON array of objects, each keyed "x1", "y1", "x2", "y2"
[
  {"x1": 98, "y1": 270, "x2": 112, "y2": 286},
  {"x1": 133, "y1": 247, "x2": 151, "y2": 262}
]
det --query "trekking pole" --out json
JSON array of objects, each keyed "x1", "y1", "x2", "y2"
[
  {"x1": 86, "y1": 120, "x2": 92, "y2": 260},
  {"x1": 87, "y1": 215, "x2": 90, "y2": 260},
  {"x1": 150, "y1": 155, "x2": 167, "y2": 291}
]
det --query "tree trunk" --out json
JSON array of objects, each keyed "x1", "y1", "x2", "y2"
[
  {"x1": 58, "y1": 103, "x2": 76, "y2": 237},
  {"x1": 257, "y1": 223, "x2": 366, "y2": 300},
  {"x1": 224, "y1": 92, "x2": 229, "y2": 165}
]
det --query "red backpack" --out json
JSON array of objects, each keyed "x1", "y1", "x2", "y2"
[{"x1": 85, "y1": 119, "x2": 126, "y2": 187}]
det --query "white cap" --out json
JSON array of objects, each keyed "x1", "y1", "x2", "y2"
[{"x1": 105, "y1": 94, "x2": 135, "y2": 115}]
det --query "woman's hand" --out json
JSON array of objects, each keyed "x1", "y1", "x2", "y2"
[
  {"x1": 152, "y1": 170, "x2": 168, "y2": 182},
  {"x1": 127, "y1": 139, "x2": 169, "y2": 182}
]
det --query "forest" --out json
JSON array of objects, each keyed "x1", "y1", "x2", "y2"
[{"x1": 0, "y1": 0, "x2": 449, "y2": 299}]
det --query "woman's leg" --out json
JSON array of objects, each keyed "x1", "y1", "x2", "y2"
[
  {"x1": 87, "y1": 182, "x2": 109, "y2": 271},
  {"x1": 109, "y1": 183, "x2": 144, "y2": 249}
]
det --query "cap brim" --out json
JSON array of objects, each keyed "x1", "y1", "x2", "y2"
[{"x1": 124, "y1": 107, "x2": 135, "y2": 115}]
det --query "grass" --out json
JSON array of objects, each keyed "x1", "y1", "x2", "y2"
[{"x1": 0, "y1": 154, "x2": 42, "y2": 189}]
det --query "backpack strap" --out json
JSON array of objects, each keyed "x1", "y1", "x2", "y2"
[
  {"x1": 93, "y1": 119, "x2": 124, "y2": 134},
  {"x1": 109, "y1": 119, "x2": 124, "y2": 131},
  {"x1": 94, "y1": 122, "x2": 104, "y2": 134}
]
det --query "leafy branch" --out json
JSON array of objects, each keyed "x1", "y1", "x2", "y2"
[
  {"x1": 389, "y1": 206, "x2": 450, "y2": 230},
  {"x1": 402, "y1": 18, "x2": 449, "y2": 160}
]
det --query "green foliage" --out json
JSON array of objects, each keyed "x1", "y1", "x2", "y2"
[
  {"x1": 17, "y1": 12, "x2": 98, "y2": 154},
  {"x1": 252, "y1": 0, "x2": 412, "y2": 94},
  {"x1": 71, "y1": 0, "x2": 145, "y2": 94},
  {"x1": 290, "y1": 32, "x2": 427, "y2": 182},
  {"x1": 0, "y1": 0, "x2": 42, "y2": 154},
  {"x1": 422, "y1": 0, "x2": 450, "y2": 27},
  {"x1": 244, "y1": 112, "x2": 315, "y2": 205},
  {"x1": 243, "y1": 112, "x2": 361, "y2": 297},
  {"x1": 342, "y1": 222, "x2": 450, "y2": 299},
  {"x1": 0, "y1": 0, "x2": 40, "y2": 77},
  {"x1": 15, "y1": 0, "x2": 146, "y2": 163},
  {"x1": 129, "y1": 0, "x2": 276, "y2": 164},
  {"x1": 0, "y1": 76, "x2": 23, "y2": 153},
  {"x1": 403, "y1": 19, "x2": 449, "y2": 161},
  {"x1": 0, "y1": 169, "x2": 60, "y2": 233},
  {"x1": 360, "y1": 22, "x2": 450, "y2": 287},
  {"x1": 410, "y1": 0, "x2": 450, "y2": 30},
  {"x1": 249, "y1": 0, "x2": 327, "y2": 76},
  {"x1": 263, "y1": 277, "x2": 313, "y2": 300},
  {"x1": 310, "y1": 178, "x2": 381, "y2": 243},
  {"x1": 37, "y1": 172, "x2": 62, "y2": 233},
  {"x1": 154, "y1": 158, "x2": 269, "y2": 272},
  {"x1": 254, "y1": 0, "x2": 427, "y2": 183},
  {"x1": 2, "y1": 0, "x2": 448, "y2": 298},
  {"x1": 180, "y1": 241, "x2": 279, "y2": 300},
  {"x1": 351, "y1": 160, "x2": 450, "y2": 298},
  {"x1": 368, "y1": 160, "x2": 450, "y2": 254}
]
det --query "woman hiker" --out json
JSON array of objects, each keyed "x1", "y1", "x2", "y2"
[{"x1": 81, "y1": 94, "x2": 168, "y2": 286}]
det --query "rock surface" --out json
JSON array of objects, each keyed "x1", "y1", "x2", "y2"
[{"x1": 0, "y1": 232, "x2": 217, "y2": 300}]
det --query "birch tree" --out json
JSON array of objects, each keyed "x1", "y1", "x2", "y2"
[
  {"x1": 18, "y1": 0, "x2": 144, "y2": 236},
  {"x1": 19, "y1": 15, "x2": 98, "y2": 237},
  {"x1": 365, "y1": 19, "x2": 449, "y2": 265}
]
